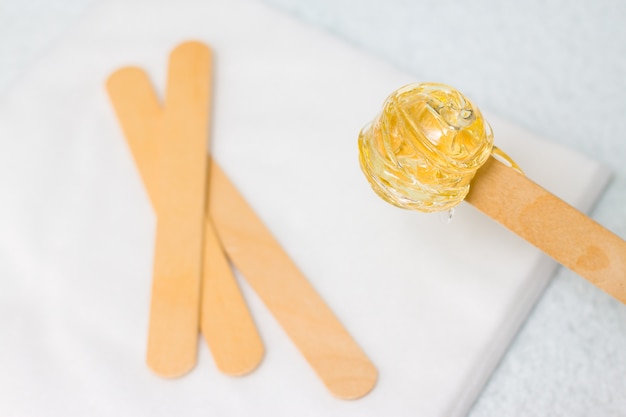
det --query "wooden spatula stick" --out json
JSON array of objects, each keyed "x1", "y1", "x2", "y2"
[
  {"x1": 208, "y1": 162, "x2": 378, "y2": 399},
  {"x1": 467, "y1": 157, "x2": 626, "y2": 303},
  {"x1": 146, "y1": 41, "x2": 211, "y2": 376},
  {"x1": 200, "y1": 213, "x2": 264, "y2": 375},
  {"x1": 107, "y1": 42, "x2": 264, "y2": 376}
]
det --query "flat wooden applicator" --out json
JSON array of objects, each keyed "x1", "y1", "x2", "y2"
[
  {"x1": 107, "y1": 42, "x2": 264, "y2": 377},
  {"x1": 107, "y1": 42, "x2": 377, "y2": 399},
  {"x1": 467, "y1": 157, "x2": 626, "y2": 303},
  {"x1": 208, "y1": 162, "x2": 378, "y2": 399}
]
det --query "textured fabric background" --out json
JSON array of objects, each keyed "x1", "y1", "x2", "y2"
[{"x1": 2, "y1": 0, "x2": 626, "y2": 415}]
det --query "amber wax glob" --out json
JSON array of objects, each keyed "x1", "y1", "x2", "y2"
[{"x1": 358, "y1": 82, "x2": 494, "y2": 213}]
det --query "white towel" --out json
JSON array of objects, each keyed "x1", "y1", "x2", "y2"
[{"x1": 0, "y1": 0, "x2": 610, "y2": 415}]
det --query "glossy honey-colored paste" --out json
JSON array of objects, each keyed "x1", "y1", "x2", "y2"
[{"x1": 359, "y1": 82, "x2": 494, "y2": 212}]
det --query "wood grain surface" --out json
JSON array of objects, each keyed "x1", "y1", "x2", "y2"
[{"x1": 467, "y1": 157, "x2": 626, "y2": 304}]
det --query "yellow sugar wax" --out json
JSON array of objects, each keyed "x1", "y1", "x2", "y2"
[{"x1": 358, "y1": 82, "x2": 494, "y2": 212}]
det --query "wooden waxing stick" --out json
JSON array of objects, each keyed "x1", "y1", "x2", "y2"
[
  {"x1": 107, "y1": 42, "x2": 263, "y2": 376},
  {"x1": 110, "y1": 41, "x2": 209, "y2": 376},
  {"x1": 208, "y1": 163, "x2": 378, "y2": 400},
  {"x1": 467, "y1": 157, "x2": 626, "y2": 303},
  {"x1": 108, "y1": 45, "x2": 377, "y2": 399}
]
